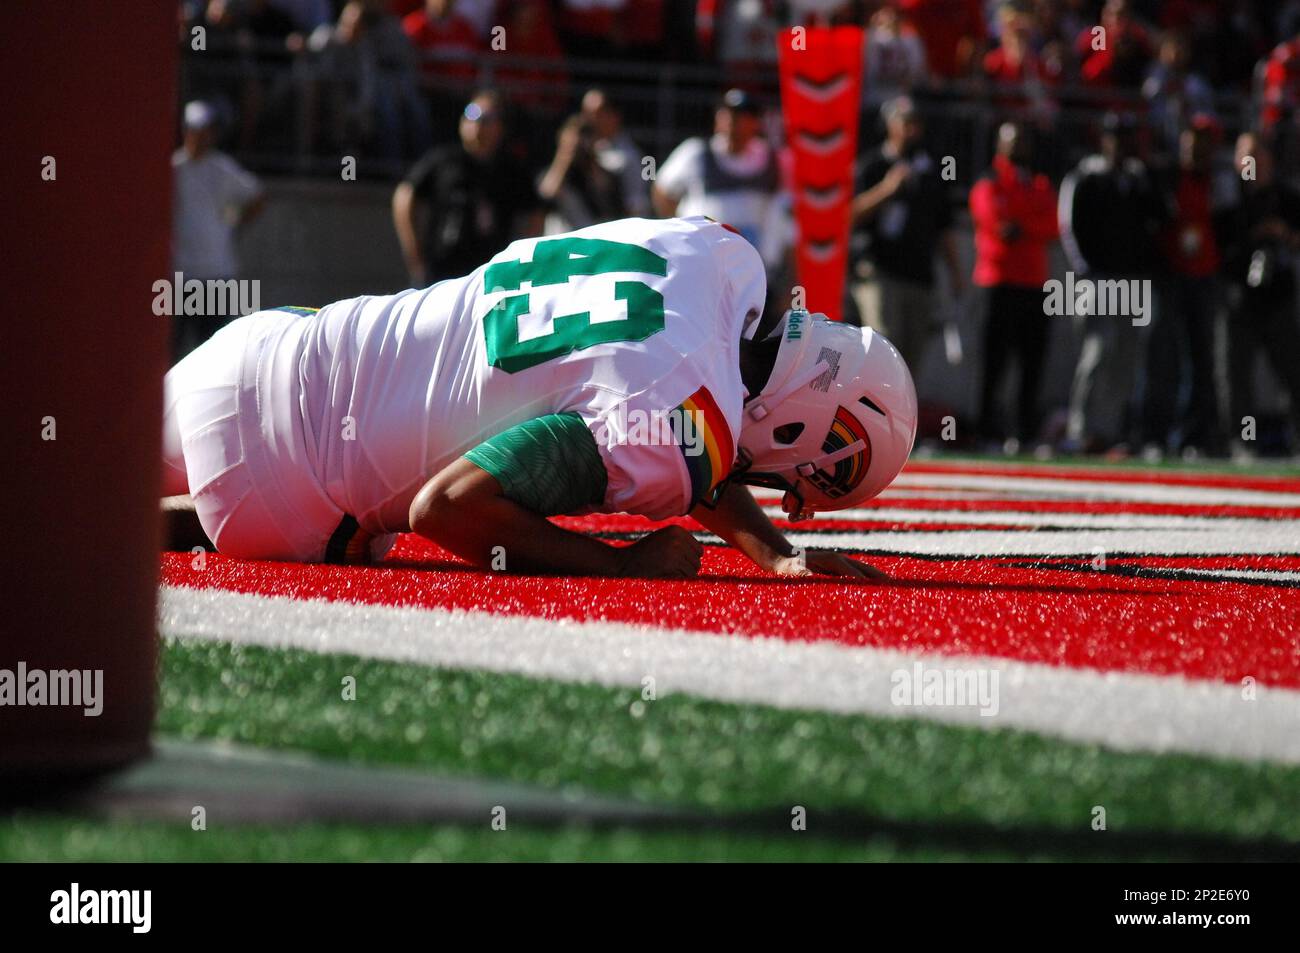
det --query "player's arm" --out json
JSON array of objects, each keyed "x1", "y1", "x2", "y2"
[
  {"x1": 408, "y1": 414, "x2": 700, "y2": 578},
  {"x1": 689, "y1": 481, "x2": 889, "y2": 581}
]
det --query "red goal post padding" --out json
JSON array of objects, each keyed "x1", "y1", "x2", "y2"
[
  {"x1": 0, "y1": 1, "x2": 175, "y2": 779},
  {"x1": 777, "y1": 26, "x2": 864, "y2": 321}
]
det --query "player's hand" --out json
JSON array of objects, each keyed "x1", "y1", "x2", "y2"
[
  {"x1": 618, "y1": 525, "x2": 702, "y2": 579},
  {"x1": 772, "y1": 549, "x2": 890, "y2": 582}
]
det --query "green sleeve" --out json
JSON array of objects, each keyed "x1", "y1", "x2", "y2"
[{"x1": 463, "y1": 413, "x2": 608, "y2": 516}]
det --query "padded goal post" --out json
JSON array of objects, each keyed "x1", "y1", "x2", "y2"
[
  {"x1": 777, "y1": 26, "x2": 863, "y2": 322},
  {"x1": 0, "y1": 2, "x2": 175, "y2": 778}
]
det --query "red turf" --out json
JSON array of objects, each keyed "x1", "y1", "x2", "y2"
[{"x1": 161, "y1": 463, "x2": 1300, "y2": 690}]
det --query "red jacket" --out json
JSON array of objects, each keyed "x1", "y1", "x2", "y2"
[
  {"x1": 969, "y1": 154, "x2": 1058, "y2": 288},
  {"x1": 1162, "y1": 171, "x2": 1220, "y2": 278},
  {"x1": 1261, "y1": 38, "x2": 1300, "y2": 129}
]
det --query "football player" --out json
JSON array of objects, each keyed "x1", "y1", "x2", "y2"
[{"x1": 162, "y1": 216, "x2": 916, "y2": 580}]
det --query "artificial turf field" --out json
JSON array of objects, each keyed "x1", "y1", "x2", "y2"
[{"x1": 5, "y1": 455, "x2": 1299, "y2": 861}]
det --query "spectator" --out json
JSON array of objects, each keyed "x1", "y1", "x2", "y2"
[
  {"x1": 171, "y1": 100, "x2": 267, "y2": 358},
  {"x1": 1076, "y1": 0, "x2": 1153, "y2": 90},
  {"x1": 970, "y1": 122, "x2": 1059, "y2": 449},
  {"x1": 620, "y1": 0, "x2": 668, "y2": 60},
  {"x1": 1259, "y1": 34, "x2": 1300, "y2": 177},
  {"x1": 192, "y1": 0, "x2": 280, "y2": 151},
  {"x1": 401, "y1": 0, "x2": 480, "y2": 85},
  {"x1": 1142, "y1": 31, "x2": 1215, "y2": 159},
  {"x1": 712, "y1": 0, "x2": 781, "y2": 85},
  {"x1": 180, "y1": 1, "x2": 243, "y2": 133},
  {"x1": 1260, "y1": 34, "x2": 1300, "y2": 131},
  {"x1": 1157, "y1": 0, "x2": 1228, "y2": 85},
  {"x1": 580, "y1": 89, "x2": 651, "y2": 217},
  {"x1": 983, "y1": 0, "x2": 1059, "y2": 120},
  {"x1": 392, "y1": 90, "x2": 542, "y2": 285},
  {"x1": 1032, "y1": 0, "x2": 1088, "y2": 69},
  {"x1": 556, "y1": 0, "x2": 630, "y2": 58},
  {"x1": 1221, "y1": 133, "x2": 1300, "y2": 456},
  {"x1": 239, "y1": 0, "x2": 307, "y2": 149},
  {"x1": 984, "y1": 1, "x2": 1050, "y2": 85},
  {"x1": 863, "y1": 3, "x2": 929, "y2": 113},
  {"x1": 1058, "y1": 112, "x2": 1164, "y2": 454},
  {"x1": 388, "y1": 0, "x2": 496, "y2": 39},
  {"x1": 537, "y1": 114, "x2": 629, "y2": 233},
  {"x1": 401, "y1": 0, "x2": 483, "y2": 136},
  {"x1": 311, "y1": 0, "x2": 431, "y2": 164},
  {"x1": 653, "y1": 88, "x2": 782, "y2": 267},
  {"x1": 847, "y1": 96, "x2": 965, "y2": 373},
  {"x1": 894, "y1": 0, "x2": 985, "y2": 79},
  {"x1": 493, "y1": 0, "x2": 569, "y2": 122},
  {"x1": 1141, "y1": 114, "x2": 1234, "y2": 457},
  {"x1": 554, "y1": 0, "x2": 667, "y2": 60}
]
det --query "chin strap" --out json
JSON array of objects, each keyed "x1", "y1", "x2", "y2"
[
  {"x1": 796, "y1": 439, "x2": 866, "y2": 477},
  {"x1": 702, "y1": 449, "x2": 812, "y2": 518},
  {"x1": 745, "y1": 358, "x2": 832, "y2": 422}
]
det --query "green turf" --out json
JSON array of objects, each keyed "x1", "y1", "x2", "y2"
[
  {"x1": 0, "y1": 814, "x2": 1049, "y2": 862},
  {"x1": 8, "y1": 637, "x2": 1300, "y2": 861},
  {"x1": 147, "y1": 640, "x2": 1300, "y2": 843}
]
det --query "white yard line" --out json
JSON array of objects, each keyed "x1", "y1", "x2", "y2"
[
  {"x1": 762, "y1": 506, "x2": 1292, "y2": 530},
  {"x1": 1169, "y1": 568, "x2": 1300, "y2": 584},
  {"x1": 783, "y1": 526, "x2": 1300, "y2": 556},
  {"x1": 160, "y1": 584, "x2": 1300, "y2": 766},
  {"x1": 890, "y1": 473, "x2": 1300, "y2": 508}
]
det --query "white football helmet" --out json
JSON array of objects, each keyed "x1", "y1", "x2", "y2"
[{"x1": 733, "y1": 310, "x2": 917, "y2": 518}]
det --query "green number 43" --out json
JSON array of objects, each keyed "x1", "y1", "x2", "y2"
[{"x1": 482, "y1": 237, "x2": 668, "y2": 373}]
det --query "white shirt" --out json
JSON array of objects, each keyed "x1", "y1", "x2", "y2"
[
  {"x1": 657, "y1": 135, "x2": 783, "y2": 265},
  {"x1": 172, "y1": 148, "x2": 262, "y2": 278},
  {"x1": 249, "y1": 217, "x2": 766, "y2": 534}
]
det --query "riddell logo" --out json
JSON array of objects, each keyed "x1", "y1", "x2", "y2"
[
  {"x1": 787, "y1": 311, "x2": 804, "y2": 339},
  {"x1": 50, "y1": 883, "x2": 151, "y2": 933}
]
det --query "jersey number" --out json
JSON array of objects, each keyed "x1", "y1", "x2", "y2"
[{"x1": 482, "y1": 237, "x2": 668, "y2": 373}]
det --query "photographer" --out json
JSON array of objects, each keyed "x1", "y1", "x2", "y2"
[
  {"x1": 536, "y1": 113, "x2": 629, "y2": 234},
  {"x1": 848, "y1": 96, "x2": 965, "y2": 370}
]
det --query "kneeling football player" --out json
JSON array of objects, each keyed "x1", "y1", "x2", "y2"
[{"x1": 162, "y1": 216, "x2": 916, "y2": 579}]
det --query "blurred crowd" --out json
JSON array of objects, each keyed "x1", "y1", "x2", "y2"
[
  {"x1": 174, "y1": 0, "x2": 1300, "y2": 458},
  {"x1": 178, "y1": 0, "x2": 1300, "y2": 168}
]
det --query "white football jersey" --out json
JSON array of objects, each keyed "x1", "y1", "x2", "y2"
[{"x1": 254, "y1": 216, "x2": 766, "y2": 535}]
